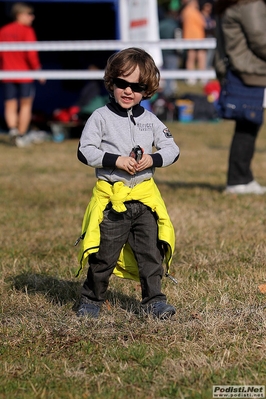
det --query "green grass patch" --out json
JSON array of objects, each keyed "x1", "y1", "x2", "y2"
[{"x1": 1, "y1": 118, "x2": 266, "y2": 398}]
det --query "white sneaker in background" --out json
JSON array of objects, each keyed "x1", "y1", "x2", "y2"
[
  {"x1": 225, "y1": 180, "x2": 266, "y2": 194},
  {"x1": 27, "y1": 130, "x2": 50, "y2": 143},
  {"x1": 8, "y1": 128, "x2": 19, "y2": 137},
  {"x1": 15, "y1": 134, "x2": 32, "y2": 148},
  {"x1": 186, "y1": 78, "x2": 197, "y2": 86}
]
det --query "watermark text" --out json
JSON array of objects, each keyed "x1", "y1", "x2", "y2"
[{"x1": 213, "y1": 385, "x2": 265, "y2": 398}]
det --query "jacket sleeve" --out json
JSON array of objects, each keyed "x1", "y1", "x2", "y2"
[
  {"x1": 77, "y1": 110, "x2": 120, "y2": 168},
  {"x1": 240, "y1": 1, "x2": 266, "y2": 61},
  {"x1": 25, "y1": 27, "x2": 41, "y2": 70},
  {"x1": 151, "y1": 116, "x2": 180, "y2": 167},
  {"x1": 224, "y1": 1, "x2": 266, "y2": 74},
  {"x1": 77, "y1": 112, "x2": 105, "y2": 167},
  {"x1": 0, "y1": 30, "x2": 3, "y2": 69}
]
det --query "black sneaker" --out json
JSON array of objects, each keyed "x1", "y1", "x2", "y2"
[
  {"x1": 143, "y1": 301, "x2": 176, "y2": 320},
  {"x1": 76, "y1": 302, "x2": 101, "y2": 318}
]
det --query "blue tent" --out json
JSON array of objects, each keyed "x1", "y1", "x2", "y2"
[
  {"x1": 0, "y1": 0, "x2": 120, "y2": 39},
  {"x1": 0, "y1": 0, "x2": 120, "y2": 118}
]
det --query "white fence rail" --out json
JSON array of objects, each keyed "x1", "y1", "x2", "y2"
[{"x1": 0, "y1": 39, "x2": 217, "y2": 80}]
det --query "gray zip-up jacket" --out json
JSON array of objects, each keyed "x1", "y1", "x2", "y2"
[
  {"x1": 77, "y1": 98, "x2": 180, "y2": 187},
  {"x1": 214, "y1": 0, "x2": 266, "y2": 86}
]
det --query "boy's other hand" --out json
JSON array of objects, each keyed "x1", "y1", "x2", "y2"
[{"x1": 116, "y1": 154, "x2": 153, "y2": 174}]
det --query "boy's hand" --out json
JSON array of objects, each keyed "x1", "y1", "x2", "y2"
[
  {"x1": 116, "y1": 156, "x2": 138, "y2": 175},
  {"x1": 116, "y1": 154, "x2": 153, "y2": 174},
  {"x1": 135, "y1": 154, "x2": 153, "y2": 171}
]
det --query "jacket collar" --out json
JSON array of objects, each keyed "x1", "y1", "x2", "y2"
[{"x1": 106, "y1": 95, "x2": 145, "y2": 118}]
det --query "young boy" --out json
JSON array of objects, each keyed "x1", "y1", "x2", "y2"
[{"x1": 76, "y1": 47, "x2": 180, "y2": 319}]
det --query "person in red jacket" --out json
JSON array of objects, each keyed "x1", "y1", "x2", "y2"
[{"x1": 0, "y1": 2, "x2": 45, "y2": 147}]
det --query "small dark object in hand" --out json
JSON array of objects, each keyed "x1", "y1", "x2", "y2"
[{"x1": 130, "y1": 145, "x2": 143, "y2": 162}]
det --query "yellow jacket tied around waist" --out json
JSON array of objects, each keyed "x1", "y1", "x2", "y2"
[{"x1": 76, "y1": 178, "x2": 175, "y2": 281}]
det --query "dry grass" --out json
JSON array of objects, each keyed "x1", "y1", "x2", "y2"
[{"x1": 1, "y1": 119, "x2": 266, "y2": 399}]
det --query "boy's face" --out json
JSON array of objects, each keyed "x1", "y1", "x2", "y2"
[
  {"x1": 16, "y1": 10, "x2": 35, "y2": 26},
  {"x1": 113, "y1": 66, "x2": 146, "y2": 109}
]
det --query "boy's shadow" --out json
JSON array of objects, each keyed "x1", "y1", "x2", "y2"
[
  {"x1": 156, "y1": 179, "x2": 225, "y2": 192},
  {"x1": 9, "y1": 273, "x2": 140, "y2": 312},
  {"x1": 0, "y1": 133, "x2": 15, "y2": 146},
  {"x1": 10, "y1": 273, "x2": 80, "y2": 305},
  {"x1": 105, "y1": 289, "x2": 141, "y2": 314}
]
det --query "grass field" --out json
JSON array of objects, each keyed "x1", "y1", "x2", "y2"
[{"x1": 1, "y1": 118, "x2": 266, "y2": 399}]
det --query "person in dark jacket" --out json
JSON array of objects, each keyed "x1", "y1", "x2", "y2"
[{"x1": 214, "y1": 0, "x2": 266, "y2": 194}]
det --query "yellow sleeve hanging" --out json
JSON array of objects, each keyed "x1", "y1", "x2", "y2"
[{"x1": 75, "y1": 178, "x2": 175, "y2": 281}]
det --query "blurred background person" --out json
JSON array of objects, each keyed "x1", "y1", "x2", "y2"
[
  {"x1": 180, "y1": 0, "x2": 206, "y2": 85},
  {"x1": 0, "y1": 2, "x2": 45, "y2": 147},
  {"x1": 52, "y1": 64, "x2": 108, "y2": 123},
  {"x1": 201, "y1": 1, "x2": 216, "y2": 69},
  {"x1": 159, "y1": 6, "x2": 181, "y2": 99},
  {"x1": 214, "y1": 0, "x2": 266, "y2": 194}
]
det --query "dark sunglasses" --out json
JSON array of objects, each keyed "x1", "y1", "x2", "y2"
[{"x1": 113, "y1": 78, "x2": 147, "y2": 93}]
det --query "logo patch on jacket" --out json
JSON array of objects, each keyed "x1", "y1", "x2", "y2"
[{"x1": 163, "y1": 128, "x2": 173, "y2": 138}]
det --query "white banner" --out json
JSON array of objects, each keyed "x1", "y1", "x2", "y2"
[{"x1": 119, "y1": 0, "x2": 163, "y2": 67}]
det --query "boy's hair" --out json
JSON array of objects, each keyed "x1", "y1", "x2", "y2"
[
  {"x1": 11, "y1": 2, "x2": 34, "y2": 19},
  {"x1": 104, "y1": 47, "x2": 160, "y2": 99}
]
